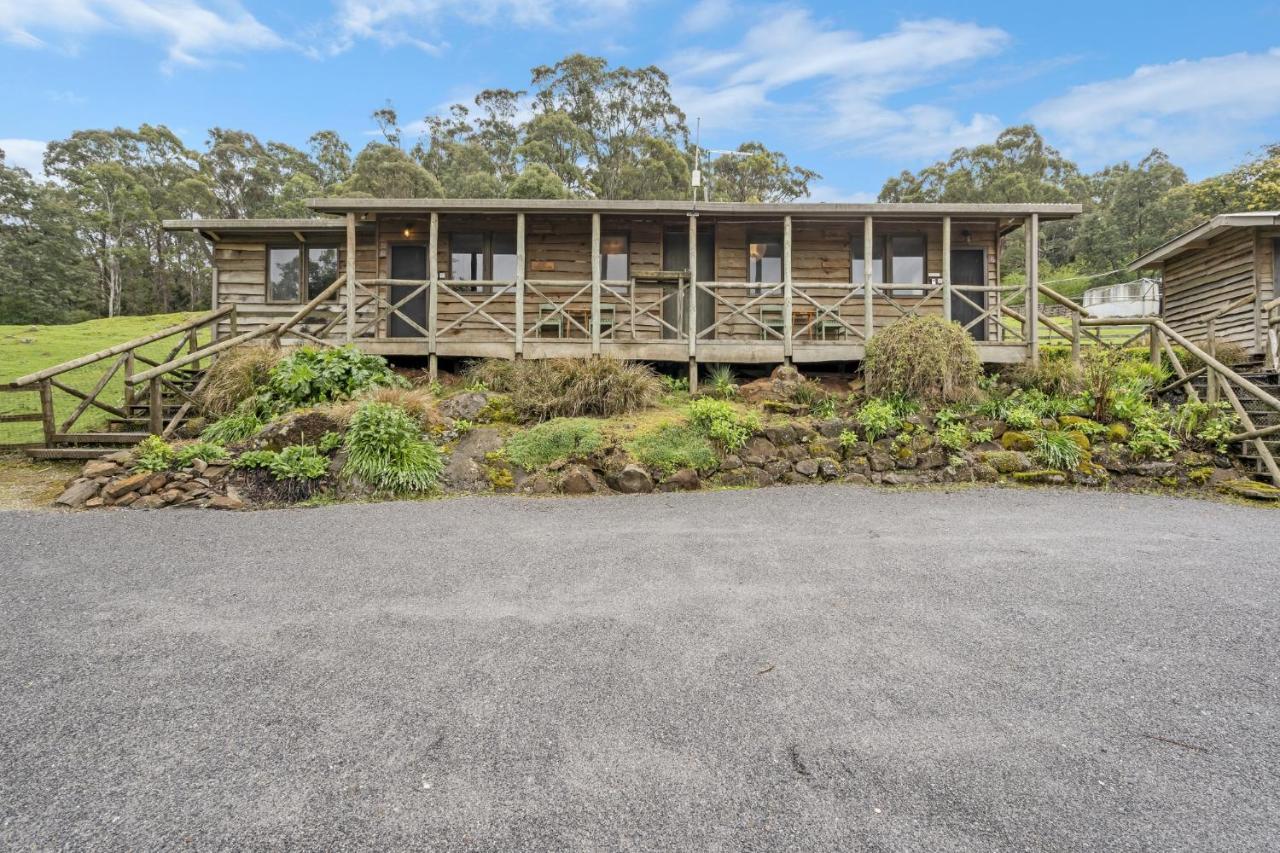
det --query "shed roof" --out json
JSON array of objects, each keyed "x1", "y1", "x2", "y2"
[{"x1": 1129, "y1": 212, "x2": 1280, "y2": 269}]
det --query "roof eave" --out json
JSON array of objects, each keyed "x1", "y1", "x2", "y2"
[{"x1": 1129, "y1": 212, "x2": 1280, "y2": 270}]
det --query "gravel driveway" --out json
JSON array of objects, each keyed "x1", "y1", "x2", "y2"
[{"x1": 2, "y1": 486, "x2": 1278, "y2": 851}]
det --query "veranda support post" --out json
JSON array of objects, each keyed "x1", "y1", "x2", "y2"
[
  {"x1": 783, "y1": 215, "x2": 793, "y2": 363},
  {"x1": 688, "y1": 213, "x2": 699, "y2": 393},
  {"x1": 345, "y1": 212, "x2": 357, "y2": 342},
  {"x1": 428, "y1": 212, "x2": 439, "y2": 381},
  {"x1": 591, "y1": 212, "x2": 602, "y2": 357},
  {"x1": 941, "y1": 215, "x2": 952, "y2": 323},
  {"x1": 514, "y1": 212, "x2": 525, "y2": 358},
  {"x1": 1026, "y1": 213, "x2": 1040, "y2": 367},
  {"x1": 863, "y1": 216, "x2": 874, "y2": 342}
]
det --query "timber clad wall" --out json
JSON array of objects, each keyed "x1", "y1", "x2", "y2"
[
  {"x1": 209, "y1": 213, "x2": 1002, "y2": 353},
  {"x1": 1162, "y1": 228, "x2": 1258, "y2": 349}
]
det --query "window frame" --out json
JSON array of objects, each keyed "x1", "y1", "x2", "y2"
[
  {"x1": 851, "y1": 233, "x2": 928, "y2": 296},
  {"x1": 448, "y1": 230, "x2": 518, "y2": 293},
  {"x1": 265, "y1": 242, "x2": 342, "y2": 304},
  {"x1": 600, "y1": 231, "x2": 631, "y2": 284},
  {"x1": 746, "y1": 232, "x2": 784, "y2": 295}
]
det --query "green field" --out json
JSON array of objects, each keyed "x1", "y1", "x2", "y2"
[{"x1": 0, "y1": 313, "x2": 199, "y2": 448}]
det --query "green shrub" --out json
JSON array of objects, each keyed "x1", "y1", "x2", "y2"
[
  {"x1": 1030, "y1": 430, "x2": 1083, "y2": 470},
  {"x1": 505, "y1": 418, "x2": 603, "y2": 469},
  {"x1": 173, "y1": 441, "x2": 228, "y2": 468},
  {"x1": 263, "y1": 346, "x2": 404, "y2": 411},
  {"x1": 854, "y1": 397, "x2": 900, "y2": 442},
  {"x1": 1128, "y1": 411, "x2": 1180, "y2": 460},
  {"x1": 1171, "y1": 400, "x2": 1238, "y2": 451},
  {"x1": 627, "y1": 423, "x2": 718, "y2": 474},
  {"x1": 463, "y1": 357, "x2": 660, "y2": 421},
  {"x1": 133, "y1": 435, "x2": 174, "y2": 472},
  {"x1": 232, "y1": 444, "x2": 330, "y2": 502},
  {"x1": 342, "y1": 402, "x2": 444, "y2": 492},
  {"x1": 969, "y1": 427, "x2": 994, "y2": 445},
  {"x1": 200, "y1": 408, "x2": 264, "y2": 445},
  {"x1": 863, "y1": 315, "x2": 982, "y2": 403},
  {"x1": 687, "y1": 398, "x2": 760, "y2": 452},
  {"x1": 233, "y1": 449, "x2": 278, "y2": 470},
  {"x1": 838, "y1": 429, "x2": 861, "y2": 450},
  {"x1": 318, "y1": 430, "x2": 343, "y2": 453},
  {"x1": 936, "y1": 422, "x2": 984, "y2": 452},
  {"x1": 267, "y1": 444, "x2": 329, "y2": 481},
  {"x1": 660, "y1": 374, "x2": 689, "y2": 394},
  {"x1": 1003, "y1": 405, "x2": 1039, "y2": 430}
]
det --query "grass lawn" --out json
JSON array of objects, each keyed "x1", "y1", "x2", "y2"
[{"x1": 0, "y1": 313, "x2": 201, "y2": 448}]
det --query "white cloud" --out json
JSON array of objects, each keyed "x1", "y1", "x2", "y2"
[
  {"x1": 0, "y1": 0, "x2": 284, "y2": 68},
  {"x1": 1031, "y1": 49, "x2": 1280, "y2": 167},
  {"x1": 0, "y1": 139, "x2": 48, "y2": 177},
  {"x1": 670, "y1": 9, "x2": 1010, "y2": 160},
  {"x1": 328, "y1": 0, "x2": 637, "y2": 54},
  {"x1": 680, "y1": 0, "x2": 733, "y2": 34}
]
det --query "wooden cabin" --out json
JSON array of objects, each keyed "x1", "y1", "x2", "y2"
[
  {"x1": 1130, "y1": 212, "x2": 1280, "y2": 360},
  {"x1": 164, "y1": 199, "x2": 1081, "y2": 379}
]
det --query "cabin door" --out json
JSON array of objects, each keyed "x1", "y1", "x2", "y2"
[
  {"x1": 950, "y1": 248, "x2": 986, "y2": 342},
  {"x1": 662, "y1": 228, "x2": 716, "y2": 338},
  {"x1": 389, "y1": 244, "x2": 428, "y2": 338}
]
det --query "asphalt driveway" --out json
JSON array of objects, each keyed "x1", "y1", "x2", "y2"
[{"x1": 2, "y1": 486, "x2": 1278, "y2": 851}]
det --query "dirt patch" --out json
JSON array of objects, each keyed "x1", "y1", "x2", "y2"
[{"x1": 0, "y1": 456, "x2": 79, "y2": 510}]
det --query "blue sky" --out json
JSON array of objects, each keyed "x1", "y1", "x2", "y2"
[{"x1": 2, "y1": 1, "x2": 1280, "y2": 200}]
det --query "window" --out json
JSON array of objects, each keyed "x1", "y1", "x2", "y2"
[
  {"x1": 853, "y1": 234, "x2": 926, "y2": 296},
  {"x1": 451, "y1": 231, "x2": 518, "y2": 291},
  {"x1": 305, "y1": 247, "x2": 339, "y2": 301},
  {"x1": 748, "y1": 235, "x2": 782, "y2": 294},
  {"x1": 269, "y1": 245, "x2": 340, "y2": 302},
  {"x1": 601, "y1": 233, "x2": 629, "y2": 281}
]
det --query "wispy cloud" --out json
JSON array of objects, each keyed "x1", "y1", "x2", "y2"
[
  {"x1": 669, "y1": 8, "x2": 1010, "y2": 161},
  {"x1": 1030, "y1": 48, "x2": 1280, "y2": 168},
  {"x1": 0, "y1": 138, "x2": 48, "y2": 177},
  {"x1": 327, "y1": 0, "x2": 637, "y2": 54},
  {"x1": 679, "y1": 0, "x2": 734, "y2": 34},
  {"x1": 0, "y1": 0, "x2": 284, "y2": 69}
]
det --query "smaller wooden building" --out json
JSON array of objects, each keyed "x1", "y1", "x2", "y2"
[{"x1": 1131, "y1": 212, "x2": 1280, "y2": 357}]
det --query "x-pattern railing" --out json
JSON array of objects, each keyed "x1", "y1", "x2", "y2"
[
  {"x1": 790, "y1": 283, "x2": 867, "y2": 341},
  {"x1": 694, "y1": 281, "x2": 785, "y2": 341},
  {"x1": 435, "y1": 280, "x2": 515, "y2": 339},
  {"x1": 522, "y1": 279, "x2": 594, "y2": 339},
  {"x1": 354, "y1": 279, "x2": 430, "y2": 339},
  {"x1": 603, "y1": 279, "x2": 687, "y2": 341}
]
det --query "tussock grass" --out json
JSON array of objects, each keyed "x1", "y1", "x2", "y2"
[
  {"x1": 464, "y1": 357, "x2": 660, "y2": 422},
  {"x1": 199, "y1": 344, "x2": 285, "y2": 417}
]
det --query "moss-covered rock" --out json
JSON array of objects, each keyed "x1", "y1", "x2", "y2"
[
  {"x1": 1012, "y1": 469, "x2": 1067, "y2": 485},
  {"x1": 1070, "y1": 459, "x2": 1109, "y2": 487},
  {"x1": 1066, "y1": 431, "x2": 1091, "y2": 452},
  {"x1": 1059, "y1": 415, "x2": 1100, "y2": 432},
  {"x1": 1106, "y1": 422, "x2": 1129, "y2": 443},
  {"x1": 1217, "y1": 479, "x2": 1280, "y2": 502},
  {"x1": 1001, "y1": 431, "x2": 1034, "y2": 452},
  {"x1": 1187, "y1": 466, "x2": 1214, "y2": 486},
  {"x1": 977, "y1": 450, "x2": 1033, "y2": 474}
]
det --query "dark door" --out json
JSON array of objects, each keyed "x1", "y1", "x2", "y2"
[
  {"x1": 389, "y1": 244, "x2": 428, "y2": 339},
  {"x1": 662, "y1": 228, "x2": 716, "y2": 337},
  {"x1": 950, "y1": 248, "x2": 986, "y2": 341}
]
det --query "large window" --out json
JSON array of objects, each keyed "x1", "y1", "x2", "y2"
[
  {"x1": 268, "y1": 245, "x2": 340, "y2": 302},
  {"x1": 748, "y1": 235, "x2": 783, "y2": 294},
  {"x1": 853, "y1": 234, "x2": 926, "y2": 295},
  {"x1": 450, "y1": 231, "x2": 517, "y2": 291},
  {"x1": 601, "y1": 233, "x2": 629, "y2": 281}
]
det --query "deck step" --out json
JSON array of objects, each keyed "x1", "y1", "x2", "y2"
[
  {"x1": 54, "y1": 432, "x2": 151, "y2": 445},
  {"x1": 26, "y1": 446, "x2": 131, "y2": 460}
]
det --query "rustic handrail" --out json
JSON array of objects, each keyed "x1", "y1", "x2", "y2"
[
  {"x1": 274, "y1": 274, "x2": 346, "y2": 341},
  {"x1": 1037, "y1": 283, "x2": 1093, "y2": 317},
  {"x1": 1205, "y1": 291, "x2": 1256, "y2": 323},
  {"x1": 10, "y1": 306, "x2": 233, "y2": 387},
  {"x1": 130, "y1": 324, "x2": 283, "y2": 384}
]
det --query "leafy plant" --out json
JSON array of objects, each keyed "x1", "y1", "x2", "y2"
[
  {"x1": 452, "y1": 418, "x2": 475, "y2": 436},
  {"x1": 200, "y1": 408, "x2": 264, "y2": 444},
  {"x1": 687, "y1": 397, "x2": 760, "y2": 452},
  {"x1": 173, "y1": 441, "x2": 227, "y2": 468},
  {"x1": 262, "y1": 346, "x2": 404, "y2": 411},
  {"x1": 342, "y1": 401, "x2": 444, "y2": 492},
  {"x1": 505, "y1": 418, "x2": 603, "y2": 469},
  {"x1": 1128, "y1": 411, "x2": 1180, "y2": 460},
  {"x1": 809, "y1": 396, "x2": 837, "y2": 419},
  {"x1": 626, "y1": 423, "x2": 718, "y2": 474},
  {"x1": 1030, "y1": 429, "x2": 1083, "y2": 470},
  {"x1": 855, "y1": 397, "x2": 900, "y2": 442},
  {"x1": 838, "y1": 429, "x2": 862, "y2": 450},
  {"x1": 233, "y1": 449, "x2": 278, "y2": 470},
  {"x1": 659, "y1": 374, "x2": 689, "y2": 394},
  {"x1": 937, "y1": 422, "x2": 972, "y2": 452},
  {"x1": 1171, "y1": 400, "x2": 1238, "y2": 451},
  {"x1": 706, "y1": 364, "x2": 739, "y2": 400},
  {"x1": 968, "y1": 427, "x2": 994, "y2": 445},
  {"x1": 267, "y1": 444, "x2": 329, "y2": 481},
  {"x1": 1003, "y1": 405, "x2": 1039, "y2": 430},
  {"x1": 863, "y1": 315, "x2": 982, "y2": 403},
  {"x1": 318, "y1": 430, "x2": 343, "y2": 453},
  {"x1": 133, "y1": 435, "x2": 174, "y2": 472}
]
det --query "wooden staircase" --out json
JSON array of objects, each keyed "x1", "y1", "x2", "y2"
[{"x1": 1185, "y1": 354, "x2": 1280, "y2": 482}]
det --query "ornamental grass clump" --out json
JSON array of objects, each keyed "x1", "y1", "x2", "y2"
[
  {"x1": 505, "y1": 418, "x2": 603, "y2": 469},
  {"x1": 200, "y1": 405, "x2": 265, "y2": 444},
  {"x1": 463, "y1": 357, "x2": 660, "y2": 421},
  {"x1": 198, "y1": 344, "x2": 285, "y2": 417},
  {"x1": 342, "y1": 401, "x2": 444, "y2": 493},
  {"x1": 1030, "y1": 430, "x2": 1083, "y2": 471},
  {"x1": 863, "y1": 315, "x2": 982, "y2": 403}
]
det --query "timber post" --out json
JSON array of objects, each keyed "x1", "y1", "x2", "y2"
[
  {"x1": 1206, "y1": 319, "x2": 1218, "y2": 403},
  {"x1": 38, "y1": 380, "x2": 55, "y2": 446},
  {"x1": 782, "y1": 215, "x2": 793, "y2": 363},
  {"x1": 124, "y1": 351, "x2": 136, "y2": 407},
  {"x1": 591, "y1": 212, "x2": 602, "y2": 357},
  {"x1": 345, "y1": 212, "x2": 356, "y2": 343},
  {"x1": 514, "y1": 212, "x2": 525, "y2": 359},
  {"x1": 1070, "y1": 312, "x2": 1081, "y2": 365},
  {"x1": 210, "y1": 267, "x2": 220, "y2": 342},
  {"x1": 863, "y1": 216, "x2": 874, "y2": 342},
  {"x1": 941, "y1": 215, "x2": 952, "y2": 323},
  {"x1": 428, "y1": 212, "x2": 439, "y2": 381},
  {"x1": 148, "y1": 378, "x2": 162, "y2": 435},
  {"x1": 1027, "y1": 213, "x2": 1040, "y2": 370},
  {"x1": 1149, "y1": 323, "x2": 1162, "y2": 370},
  {"x1": 688, "y1": 213, "x2": 699, "y2": 393}
]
